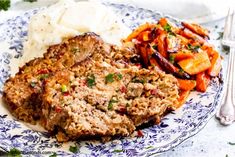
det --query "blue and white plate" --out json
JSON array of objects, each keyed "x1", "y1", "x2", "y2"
[{"x1": 0, "y1": 3, "x2": 224, "y2": 157}]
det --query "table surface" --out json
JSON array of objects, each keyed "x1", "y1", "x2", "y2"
[{"x1": 0, "y1": 1, "x2": 235, "y2": 157}]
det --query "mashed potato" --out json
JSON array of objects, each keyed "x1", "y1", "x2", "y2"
[{"x1": 21, "y1": 0, "x2": 131, "y2": 64}]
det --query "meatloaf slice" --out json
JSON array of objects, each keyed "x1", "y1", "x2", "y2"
[
  {"x1": 3, "y1": 33, "x2": 105, "y2": 123},
  {"x1": 42, "y1": 50, "x2": 178, "y2": 141}
]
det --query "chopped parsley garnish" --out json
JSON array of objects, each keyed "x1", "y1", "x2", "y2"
[
  {"x1": 116, "y1": 73, "x2": 123, "y2": 80},
  {"x1": 69, "y1": 145, "x2": 78, "y2": 153},
  {"x1": 105, "y1": 73, "x2": 115, "y2": 83},
  {"x1": 187, "y1": 44, "x2": 200, "y2": 52},
  {"x1": 38, "y1": 74, "x2": 49, "y2": 80},
  {"x1": 228, "y1": 142, "x2": 235, "y2": 145},
  {"x1": 49, "y1": 152, "x2": 57, "y2": 157},
  {"x1": 169, "y1": 55, "x2": 175, "y2": 64},
  {"x1": 86, "y1": 74, "x2": 96, "y2": 88},
  {"x1": 61, "y1": 84, "x2": 68, "y2": 93},
  {"x1": 132, "y1": 77, "x2": 145, "y2": 84},
  {"x1": 0, "y1": 0, "x2": 10, "y2": 11},
  {"x1": 71, "y1": 47, "x2": 80, "y2": 54},
  {"x1": 8, "y1": 148, "x2": 22, "y2": 157},
  {"x1": 152, "y1": 45, "x2": 158, "y2": 51},
  {"x1": 108, "y1": 98, "x2": 118, "y2": 110},
  {"x1": 179, "y1": 68, "x2": 184, "y2": 74},
  {"x1": 112, "y1": 149, "x2": 123, "y2": 153},
  {"x1": 163, "y1": 23, "x2": 171, "y2": 32},
  {"x1": 30, "y1": 82, "x2": 36, "y2": 88}
]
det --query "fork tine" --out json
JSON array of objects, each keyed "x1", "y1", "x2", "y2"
[{"x1": 222, "y1": 8, "x2": 231, "y2": 42}]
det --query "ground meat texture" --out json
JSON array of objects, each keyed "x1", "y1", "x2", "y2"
[
  {"x1": 3, "y1": 33, "x2": 105, "y2": 123},
  {"x1": 3, "y1": 33, "x2": 179, "y2": 142}
]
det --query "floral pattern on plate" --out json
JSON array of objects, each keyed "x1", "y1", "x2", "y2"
[{"x1": 0, "y1": 3, "x2": 223, "y2": 157}]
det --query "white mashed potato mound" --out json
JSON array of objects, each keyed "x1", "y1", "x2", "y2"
[{"x1": 22, "y1": 0, "x2": 131, "y2": 63}]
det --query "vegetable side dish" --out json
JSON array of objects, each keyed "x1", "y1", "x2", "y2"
[{"x1": 124, "y1": 18, "x2": 222, "y2": 108}]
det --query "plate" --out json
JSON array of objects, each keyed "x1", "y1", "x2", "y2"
[{"x1": 0, "y1": 3, "x2": 223, "y2": 156}]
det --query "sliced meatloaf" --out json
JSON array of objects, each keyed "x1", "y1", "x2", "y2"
[
  {"x1": 42, "y1": 48, "x2": 178, "y2": 141},
  {"x1": 3, "y1": 33, "x2": 105, "y2": 123}
]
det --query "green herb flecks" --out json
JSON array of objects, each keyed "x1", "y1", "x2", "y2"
[
  {"x1": 225, "y1": 154, "x2": 229, "y2": 157},
  {"x1": 228, "y1": 142, "x2": 235, "y2": 145},
  {"x1": 105, "y1": 73, "x2": 115, "y2": 84},
  {"x1": 112, "y1": 149, "x2": 123, "y2": 153},
  {"x1": 69, "y1": 145, "x2": 79, "y2": 153},
  {"x1": 71, "y1": 47, "x2": 80, "y2": 54},
  {"x1": 8, "y1": 148, "x2": 22, "y2": 157},
  {"x1": 163, "y1": 23, "x2": 171, "y2": 32},
  {"x1": 152, "y1": 45, "x2": 158, "y2": 51},
  {"x1": 30, "y1": 82, "x2": 37, "y2": 88},
  {"x1": 179, "y1": 68, "x2": 184, "y2": 74},
  {"x1": 132, "y1": 77, "x2": 145, "y2": 84},
  {"x1": 49, "y1": 152, "x2": 57, "y2": 157},
  {"x1": 116, "y1": 73, "x2": 123, "y2": 80},
  {"x1": 187, "y1": 44, "x2": 200, "y2": 52},
  {"x1": 38, "y1": 74, "x2": 49, "y2": 80},
  {"x1": 108, "y1": 98, "x2": 118, "y2": 110},
  {"x1": 61, "y1": 84, "x2": 68, "y2": 93},
  {"x1": 87, "y1": 74, "x2": 96, "y2": 88},
  {"x1": 0, "y1": 0, "x2": 10, "y2": 11},
  {"x1": 169, "y1": 55, "x2": 175, "y2": 64}
]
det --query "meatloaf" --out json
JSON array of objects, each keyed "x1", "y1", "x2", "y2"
[
  {"x1": 3, "y1": 32, "x2": 179, "y2": 142},
  {"x1": 3, "y1": 33, "x2": 105, "y2": 123},
  {"x1": 42, "y1": 45, "x2": 178, "y2": 141}
]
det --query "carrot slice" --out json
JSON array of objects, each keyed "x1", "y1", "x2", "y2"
[
  {"x1": 196, "y1": 72, "x2": 211, "y2": 92},
  {"x1": 138, "y1": 44, "x2": 149, "y2": 67},
  {"x1": 178, "y1": 50, "x2": 211, "y2": 75},
  {"x1": 177, "y1": 78, "x2": 196, "y2": 91},
  {"x1": 201, "y1": 43, "x2": 216, "y2": 56},
  {"x1": 149, "y1": 57, "x2": 163, "y2": 70},
  {"x1": 182, "y1": 22, "x2": 209, "y2": 38},
  {"x1": 207, "y1": 51, "x2": 222, "y2": 77},
  {"x1": 174, "y1": 90, "x2": 190, "y2": 109},
  {"x1": 153, "y1": 32, "x2": 168, "y2": 58},
  {"x1": 124, "y1": 23, "x2": 156, "y2": 42},
  {"x1": 180, "y1": 28, "x2": 206, "y2": 44},
  {"x1": 170, "y1": 49, "x2": 194, "y2": 62},
  {"x1": 137, "y1": 30, "x2": 151, "y2": 42}
]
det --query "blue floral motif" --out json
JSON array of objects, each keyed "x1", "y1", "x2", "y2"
[{"x1": 0, "y1": 3, "x2": 224, "y2": 157}]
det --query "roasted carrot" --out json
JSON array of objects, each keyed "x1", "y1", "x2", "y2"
[
  {"x1": 149, "y1": 57, "x2": 162, "y2": 70},
  {"x1": 182, "y1": 22, "x2": 209, "y2": 38},
  {"x1": 152, "y1": 52, "x2": 191, "y2": 79},
  {"x1": 124, "y1": 23, "x2": 156, "y2": 42},
  {"x1": 178, "y1": 50, "x2": 211, "y2": 75},
  {"x1": 177, "y1": 78, "x2": 196, "y2": 91},
  {"x1": 138, "y1": 44, "x2": 149, "y2": 67},
  {"x1": 174, "y1": 90, "x2": 190, "y2": 109},
  {"x1": 170, "y1": 50, "x2": 194, "y2": 62},
  {"x1": 153, "y1": 32, "x2": 168, "y2": 58},
  {"x1": 137, "y1": 30, "x2": 151, "y2": 41},
  {"x1": 201, "y1": 43, "x2": 216, "y2": 57},
  {"x1": 196, "y1": 72, "x2": 211, "y2": 92},
  {"x1": 158, "y1": 18, "x2": 179, "y2": 33},
  {"x1": 207, "y1": 51, "x2": 222, "y2": 77},
  {"x1": 180, "y1": 28, "x2": 206, "y2": 44}
]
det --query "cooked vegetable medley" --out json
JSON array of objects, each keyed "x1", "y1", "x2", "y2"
[{"x1": 124, "y1": 18, "x2": 222, "y2": 108}]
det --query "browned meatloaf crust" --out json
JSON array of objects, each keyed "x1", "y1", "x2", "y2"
[
  {"x1": 3, "y1": 33, "x2": 105, "y2": 123},
  {"x1": 3, "y1": 32, "x2": 179, "y2": 142},
  {"x1": 42, "y1": 44, "x2": 178, "y2": 142}
]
